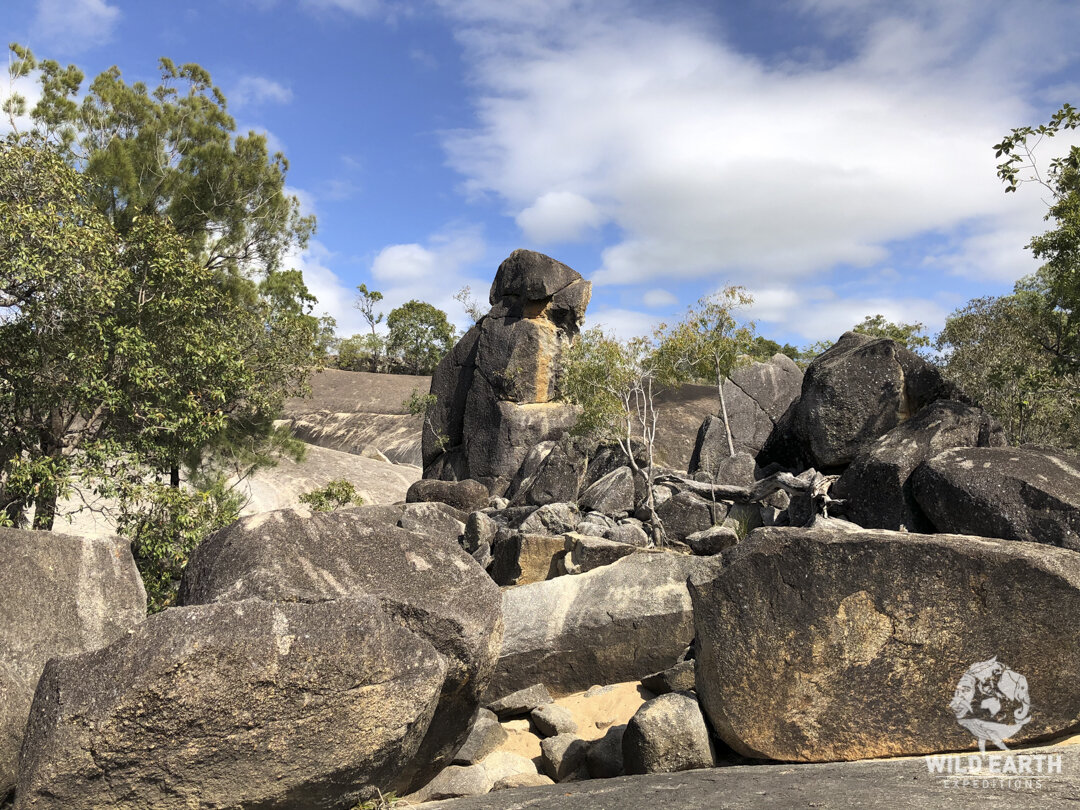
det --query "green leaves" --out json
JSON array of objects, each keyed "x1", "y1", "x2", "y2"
[{"x1": 386, "y1": 300, "x2": 456, "y2": 375}]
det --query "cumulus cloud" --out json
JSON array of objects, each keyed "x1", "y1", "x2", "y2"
[
  {"x1": 515, "y1": 191, "x2": 604, "y2": 244},
  {"x1": 285, "y1": 240, "x2": 367, "y2": 336},
  {"x1": 302, "y1": 0, "x2": 383, "y2": 15},
  {"x1": 369, "y1": 226, "x2": 489, "y2": 332},
  {"x1": 642, "y1": 288, "x2": 678, "y2": 308},
  {"x1": 231, "y1": 76, "x2": 293, "y2": 107},
  {"x1": 439, "y1": 0, "x2": 1080, "y2": 294},
  {"x1": 34, "y1": 0, "x2": 120, "y2": 50},
  {"x1": 585, "y1": 306, "x2": 662, "y2": 340},
  {"x1": 748, "y1": 284, "x2": 951, "y2": 344}
]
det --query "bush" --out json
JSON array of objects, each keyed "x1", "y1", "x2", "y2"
[{"x1": 298, "y1": 479, "x2": 364, "y2": 512}]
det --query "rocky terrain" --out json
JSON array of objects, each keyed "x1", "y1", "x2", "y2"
[{"x1": 3, "y1": 248, "x2": 1080, "y2": 808}]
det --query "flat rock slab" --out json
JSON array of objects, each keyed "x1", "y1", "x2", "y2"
[
  {"x1": 487, "y1": 553, "x2": 721, "y2": 700},
  {"x1": 421, "y1": 743, "x2": 1080, "y2": 809},
  {"x1": 691, "y1": 525, "x2": 1080, "y2": 762}
]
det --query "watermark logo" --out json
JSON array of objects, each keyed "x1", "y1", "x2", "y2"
[
  {"x1": 949, "y1": 656, "x2": 1032, "y2": 753},
  {"x1": 927, "y1": 656, "x2": 1063, "y2": 791}
]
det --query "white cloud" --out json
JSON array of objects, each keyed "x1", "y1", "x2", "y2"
[
  {"x1": 369, "y1": 226, "x2": 489, "y2": 332},
  {"x1": 440, "y1": 1, "x2": 1080, "y2": 295},
  {"x1": 302, "y1": 0, "x2": 383, "y2": 15},
  {"x1": 515, "y1": 191, "x2": 604, "y2": 244},
  {"x1": 286, "y1": 240, "x2": 368, "y2": 336},
  {"x1": 584, "y1": 306, "x2": 661, "y2": 341},
  {"x1": 34, "y1": 0, "x2": 120, "y2": 50},
  {"x1": 642, "y1": 288, "x2": 678, "y2": 308},
  {"x1": 748, "y1": 284, "x2": 951, "y2": 344},
  {"x1": 0, "y1": 73, "x2": 42, "y2": 138},
  {"x1": 231, "y1": 76, "x2": 293, "y2": 107}
]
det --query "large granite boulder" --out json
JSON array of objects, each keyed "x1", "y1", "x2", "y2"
[
  {"x1": 489, "y1": 530, "x2": 565, "y2": 586},
  {"x1": 16, "y1": 598, "x2": 445, "y2": 809},
  {"x1": 912, "y1": 446, "x2": 1080, "y2": 550},
  {"x1": 793, "y1": 332, "x2": 956, "y2": 469},
  {"x1": 832, "y1": 400, "x2": 1006, "y2": 532},
  {"x1": 691, "y1": 524, "x2": 1080, "y2": 761},
  {"x1": 506, "y1": 437, "x2": 590, "y2": 507},
  {"x1": 487, "y1": 553, "x2": 721, "y2": 699},
  {"x1": 178, "y1": 506, "x2": 503, "y2": 792},
  {"x1": 622, "y1": 693, "x2": 715, "y2": 774},
  {"x1": 423, "y1": 250, "x2": 591, "y2": 496},
  {"x1": 688, "y1": 355, "x2": 803, "y2": 473},
  {"x1": 0, "y1": 529, "x2": 145, "y2": 801},
  {"x1": 407, "y1": 478, "x2": 490, "y2": 513}
]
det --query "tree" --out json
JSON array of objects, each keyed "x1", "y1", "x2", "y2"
[
  {"x1": 0, "y1": 140, "x2": 255, "y2": 529},
  {"x1": 2, "y1": 45, "x2": 326, "y2": 479},
  {"x1": 386, "y1": 301, "x2": 456, "y2": 375},
  {"x1": 746, "y1": 336, "x2": 801, "y2": 363},
  {"x1": 335, "y1": 333, "x2": 384, "y2": 372},
  {"x1": 355, "y1": 283, "x2": 385, "y2": 372},
  {"x1": 655, "y1": 287, "x2": 756, "y2": 458},
  {"x1": 561, "y1": 328, "x2": 668, "y2": 544},
  {"x1": 454, "y1": 285, "x2": 486, "y2": 325},
  {"x1": 994, "y1": 102, "x2": 1080, "y2": 372},
  {"x1": 936, "y1": 294, "x2": 1079, "y2": 449},
  {"x1": 852, "y1": 314, "x2": 931, "y2": 355}
]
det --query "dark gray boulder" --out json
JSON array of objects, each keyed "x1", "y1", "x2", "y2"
[
  {"x1": 793, "y1": 332, "x2": 956, "y2": 469},
  {"x1": 585, "y1": 725, "x2": 626, "y2": 779},
  {"x1": 656, "y1": 491, "x2": 718, "y2": 542},
  {"x1": 486, "y1": 683, "x2": 553, "y2": 720},
  {"x1": 640, "y1": 660, "x2": 696, "y2": 695},
  {"x1": 0, "y1": 529, "x2": 145, "y2": 801},
  {"x1": 423, "y1": 250, "x2": 590, "y2": 496},
  {"x1": 15, "y1": 598, "x2": 445, "y2": 810},
  {"x1": 622, "y1": 693, "x2": 714, "y2": 774},
  {"x1": 541, "y1": 734, "x2": 589, "y2": 782},
  {"x1": 531, "y1": 704, "x2": 578, "y2": 737},
  {"x1": 464, "y1": 511, "x2": 499, "y2": 553},
  {"x1": 519, "y1": 502, "x2": 580, "y2": 535},
  {"x1": 563, "y1": 534, "x2": 643, "y2": 574},
  {"x1": 507, "y1": 438, "x2": 590, "y2": 507},
  {"x1": 833, "y1": 400, "x2": 1006, "y2": 532},
  {"x1": 579, "y1": 467, "x2": 635, "y2": 516},
  {"x1": 407, "y1": 478, "x2": 491, "y2": 513},
  {"x1": 487, "y1": 553, "x2": 722, "y2": 699},
  {"x1": 685, "y1": 525, "x2": 738, "y2": 556},
  {"x1": 691, "y1": 524, "x2": 1080, "y2": 761},
  {"x1": 453, "y1": 709, "x2": 508, "y2": 766},
  {"x1": 177, "y1": 506, "x2": 503, "y2": 792},
  {"x1": 604, "y1": 521, "x2": 650, "y2": 547},
  {"x1": 912, "y1": 446, "x2": 1080, "y2": 550}
]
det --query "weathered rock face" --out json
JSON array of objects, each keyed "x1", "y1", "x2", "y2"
[
  {"x1": 490, "y1": 530, "x2": 565, "y2": 586},
  {"x1": 579, "y1": 467, "x2": 635, "y2": 516},
  {"x1": 16, "y1": 598, "x2": 445, "y2": 810},
  {"x1": 424, "y1": 250, "x2": 591, "y2": 496},
  {"x1": 793, "y1": 332, "x2": 956, "y2": 469},
  {"x1": 912, "y1": 446, "x2": 1080, "y2": 550},
  {"x1": 832, "y1": 400, "x2": 1006, "y2": 532},
  {"x1": 656, "y1": 491, "x2": 718, "y2": 542},
  {"x1": 178, "y1": 506, "x2": 503, "y2": 792},
  {"x1": 689, "y1": 355, "x2": 804, "y2": 473},
  {"x1": 0, "y1": 529, "x2": 145, "y2": 801},
  {"x1": 506, "y1": 437, "x2": 591, "y2": 507},
  {"x1": 487, "y1": 553, "x2": 722, "y2": 700},
  {"x1": 691, "y1": 524, "x2": 1080, "y2": 762}
]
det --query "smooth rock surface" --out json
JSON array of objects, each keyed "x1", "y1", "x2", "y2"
[{"x1": 692, "y1": 524, "x2": 1080, "y2": 761}]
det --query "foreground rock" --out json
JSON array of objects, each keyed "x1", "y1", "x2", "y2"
[
  {"x1": 16, "y1": 598, "x2": 445, "y2": 809},
  {"x1": 622, "y1": 693, "x2": 714, "y2": 774},
  {"x1": 833, "y1": 400, "x2": 1005, "y2": 532},
  {"x1": 0, "y1": 529, "x2": 145, "y2": 801},
  {"x1": 487, "y1": 553, "x2": 721, "y2": 699},
  {"x1": 179, "y1": 506, "x2": 503, "y2": 792},
  {"x1": 912, "y1": 446, "x2": 1080, "y2": 550},
  {"x1": 423, "y1": 250, "x2": 591, "y2": 496},
  {"x1": 691, "y1": 524, "x2": 1080, "y2": 761},
  {"x1": 793, "y1": 332, "x2": 956, "y2": 469},
  {"x1": 419, "y1": 742, "x2": 1080, "y2": 809}
]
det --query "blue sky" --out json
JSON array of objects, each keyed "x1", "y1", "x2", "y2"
[{"x1": 5, "y1": 0, "x2": 1080, "y2": 348}]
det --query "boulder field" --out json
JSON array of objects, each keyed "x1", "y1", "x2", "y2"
[{"x1": 4, "y1": 248, "x2": 1080, "y2": 807}]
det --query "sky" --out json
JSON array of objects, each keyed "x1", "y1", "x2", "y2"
[{"x1": 4, "y1": 0, "x2": 1080, "y2": 348}]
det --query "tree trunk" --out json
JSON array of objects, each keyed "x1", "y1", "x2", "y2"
[
  {"x1": 170, "y1": 466, "x2": 181, "y2": 488},
  {"x1": 717, "y1": 375, "x2": 735, "y2": 458},
  {"x1": 32, "y1": 489, "x2": 57, "y2": 530}
]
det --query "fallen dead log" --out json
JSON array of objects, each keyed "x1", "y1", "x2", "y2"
[{"x1": 653, "y1": 468, "x2": 846, "y2": 521}]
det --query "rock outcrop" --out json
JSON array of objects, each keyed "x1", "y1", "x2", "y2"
[
  {"x1": 0, "y1": 529, "x2": 145, "y2": 801},
  {"x1": 691, "y1": 524, "x2": 1080, "y2": 761},
  {"x1": 791, "y1": 332, "x2": 956, "y2": 469},
  {"x1": 178, "y1": 506, "x2": 503, "y2": 792},
  {"x1": 16, "y1": 598, "x2": 445, "y2": 809},
  {"x1": 622, "y1": 693, "x2": 715, "y2": 774},
  {"x1": 423, "y1": 250, "x2": 591, "y2": 496},
  {"x1": 832, "y1": 399, "x2": 1006, "y2": 532},
  {"x1": 912, "y1": 446, "x2": 1080, "y2": 550}
]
